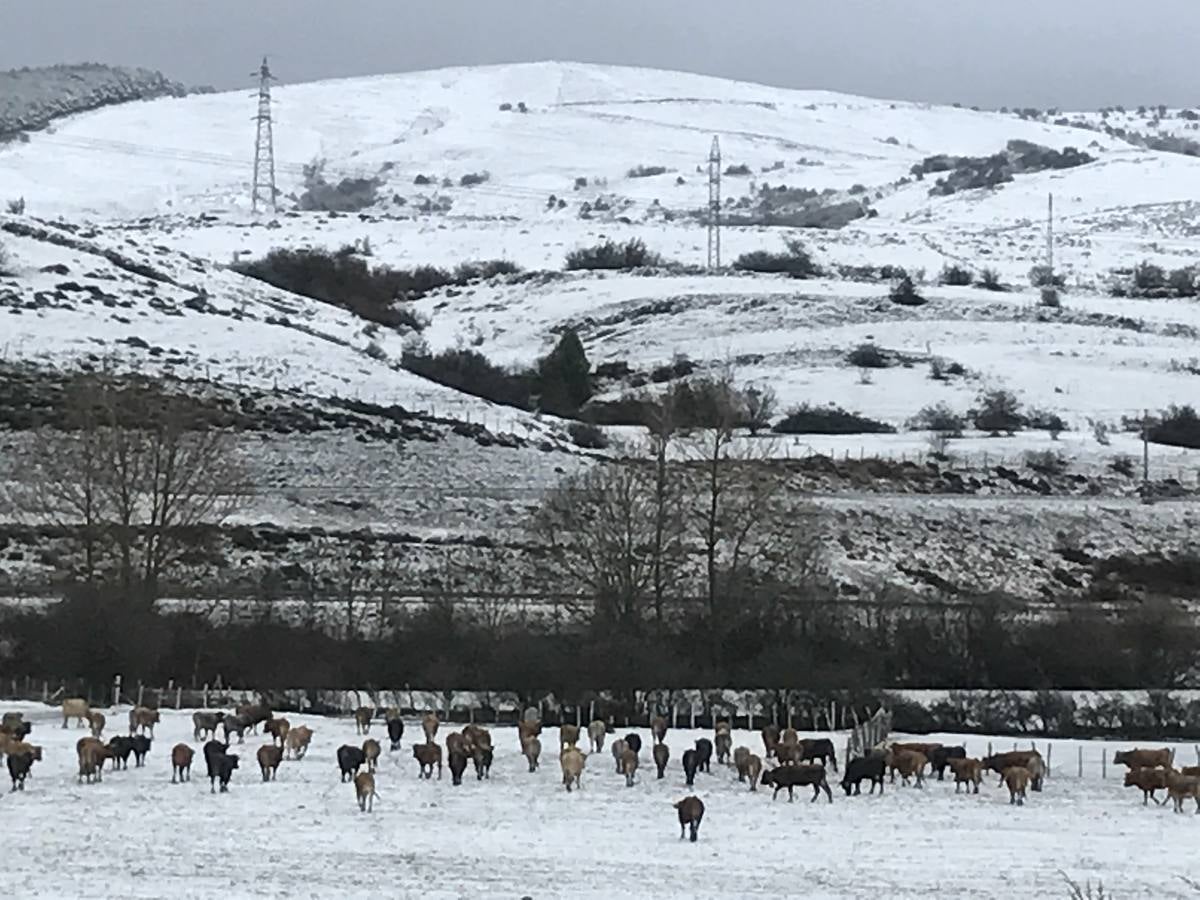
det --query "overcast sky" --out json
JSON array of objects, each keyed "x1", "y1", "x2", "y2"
[{"x1": 4, "y1": 0, "x2": 1198, "y2": 109}]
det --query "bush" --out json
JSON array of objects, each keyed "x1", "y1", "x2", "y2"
[
  {"x1": 1029, "y1": 265, "x2": 1065, "y2": 288},
  {"x1": 0, "y1": 240, "x2": 10, "y2": 277},
  {"x1": 453, "y1": 259, "x2": 522, "y2": 282},
  {"x1": 1168, "y1": 266, "x2": 1198, "y2": 297},
  {"x1": 772, "y1": 404, "x2": 895, "y2": 435},
  {"x1": 907, "y1": 403, "x2": 966, "y2": 436},
  {"x1": 1025, "y1": 449, "x2": 1068, "y2": 475},
  {"x1": 973, "y1": 389, "x2": 1023, "y2": 436},
  {"x1": 732, "y1": 238, "x2": 820, "y2": 278},
  {"x1": 649, "y1": 357, "x2": 696, "y2": 383},
  {"x1": 459, "y1": 171, "x2": 490, "y2": 188},
  {"x1": 567, "y1": 421, "x2": 608, "y2": 449},
  {"x1": 846, "y1": 343, "x2": 890, "y2": 369},
  {"x1": 565, "y1": 239, "x2": 665, "y2": 270},
  {"x1": 402, "y1": 347, "x2": 534, "y2": 409},
  {"x1": 940, "y1": 264, "x2": 973, "y2": 286},
  {"x1": 929, "y1": 359, "x2": 965, "y2": 381},
  {"x1": 976, "y1": 268, "x2": 1005, "y2": 291},
  {"x1": 1025, "y1": 408, "x2": 1067, "y2": 437},
  {"x1": 627, "y1": 165, "x2": 668, "y2": 178},
  {"x1": 297, "y1": 159, "x2": 381, "y2": 212},
  {"x1": 537, "y1": 329, "x2": 592, "y2": 416},
  {"x1": 1148, "y1": 405, "x2": 1200, "y2": 449},
  {"x1": 724, "y1": 164, "x2": 752, "y2": 176},
  {"x1": 1039, "y1": 287, "x2": 1061, "y2": 308},
  {"x1": 888, "y1": 276, "x2": 925, "y2": 306},
  {"x1": 234, "y1": 247, "x2": 430, "y2": 330},
  {"x1": 6, "y1": 197, "x2": 25, "y2": 215},
  {"x1": 743, "y1": 385, "x2": 778, "y2": 435},
  {"x1": 1133, "y1": 260, "x2": 1167, "y2": 293},
  {"x1": 1109, "y1": 454, "x2": 1136, "y2": 477}
]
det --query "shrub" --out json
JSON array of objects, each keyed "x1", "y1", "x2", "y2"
[
  {"x1": 649, "y1": 357, "x2": 696, "y2": 383},
  {"x1": 940, "y1": 264, "x2": 973, "y2": 286},
  {"x1": 846, "y1": 343, "x2": 890, "y2": 369},
  {"x1": 565, "y1": 239, "x2": 665, "y2": 270},
  {"x1": 889, "y1": 276, "x2": 925, "y2": 306},
  {"x1": 1148, "y1": 405, "x2": 1200, "y2": 449},
  {"x1": 724, "y1": 164, "x2": 752, "y2": 176},
  {"x1": 581, "y1": 394, "x2": 660, "y2": 427},
  {"x1": 907, "y1": 403, "x2": 966, "y2": 436},
  {"x1": 6, "y1": 197, "x2": 25, "y2": 215},
  {"x1": 929, "y1": 359, "x2": 966, "y2": 381},
  {"x1": 402, "y1": 348, "x2": 533, "y2": 409},
  {"x1": 297, "y1": 159, "x2": 381, "y2": 212},
  {"x1": 413, "y1": 174, "x2": 433, "y2": 186},
  {"x1": 627, "y1": 165, "x2": 668, "y2": 178},
  {"x1": 453, "y1": 259, "x2": 521, "y2": 282},
  {"x1": 573, "y1": 176, "x2": 588, "y2": 190},
  {"x1": 234, "y1": 247, "x2": 430, "y2": 330},
  {"x1": 459, "y1": 171, "x2": 490, "y2": 187},
  {"x1": 1109, "y1": 454, "x2": 1136, "y2": 477},
  {"x1": 364, "y1": 341, "x2": 387, "y2": 361},
  {"x1": 1025, "y1": 449, "x2": 1069, "y2": 475},
  {"x1": 732, "y1": 238, "x2": 820, "y2": 278},
  {"x1": 976, "y1": 267, "x2": 1005, "y2": 291},
  {"x1": 567, "y1": 421, "x2": 608, "y2": 449},
  {"x1": 973, "y1": 389, "x2": 1023, "y2": 436},
  {"x1": 0, "y1": 240, "x2": 10, "y2": 276},
  {"x1": 1029, "y1": 265, "x2": 1065, "y2": 288},
  {"x1": 1039, "y1": 287, "x2": 1062, "y2": 308},
  {"x1": 848, "y1": 183, "x2": 867, "y2": 195},
  {"x1": 1168, "y1": 266, "x2": 1198, "y2": 297},
  {"x1": 743, "y1": 385, "x2": 778, "y2": 435},
  {"x1": 772, "y1": 404, "x2": 895, "y2": 435},
  {"x1": 1133, "y1": 260, "x2": 1167, "y2": 293},
  {"x1": 1025, "y1": 408, "x2": 1067, "y2": 437}
]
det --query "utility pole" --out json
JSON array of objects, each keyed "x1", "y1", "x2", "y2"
[
  {"x1": 251, "y1": 56, "x2": 277, "y2": 214},
  {"x1": 1142, "y1": 408, "x2": 1151, "y2": 486},
  {"x1": 707, "y1": 136, "x2": 722, "y2": 271}
]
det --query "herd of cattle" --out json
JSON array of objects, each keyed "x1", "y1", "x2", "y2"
[{"x1": 2, "y1": 700, "x2": 1199, "y2": 833}]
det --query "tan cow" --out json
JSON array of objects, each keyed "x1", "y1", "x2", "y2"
[
  {"x1": 522, "y1": 736, "x2": 541, "y2": 773},
  {"x1": 257, "y1": 744, "x2": 283, "y2": 781},
  {"x1": 621, "y1": 747, "x2": 639, "y2": 787},
  {"x1": 747, "y1": 753, "x2": 763, "y2": 791},
  {"x1": 560, "y1": 747, "x2": 586, "y2": 792},
  {"x1": 948, "y1": 757, "x2": 984, "y2": 794},
  {"x1": 286, "y1": 725, "x2": 313, "y2": 760},
  {"x1": 171, "y1": 743, "x2": 194, "y2": 783},
  {"x1": 1166, "y1": 771, "x2": 1200, "y2": 814},
  {"x1": 362, "y1": 738, "x2": 381, "y2": 773},
  {"x1": 354, "y1": 771, "x2": 377, "y2": 812},
  {"x1": 761, "y1": 724, "x2": 780, "y2": 759},
  {"x1": 62, "y1": 698, "x2": 90, "y2": 729},
  {"x1": 559, "y1": 724, "x2": 580, "y2": 750},
  {"x1": 886, "y1": 749, "x2": 928, "y2": 788},
  {"x1": 354, "y1": 706, "x2": 373, "y2": 735},
  {"x1": 1124, "y1": 767, "x2": 1170, "y2": 805},
  {"x1": 587, "y1": 720, "x2": 607, "y2": 753},
  {"x1": 265, "y1": 717, "x2": 291, "y2": 748},
  {"x1": 421, "y1": 713, "x2": 439, "y2": 743},
  {"x1": 1004, "y1": 766, "x2": 1031, "y2": 805},
  {"x1": 734, "y1": 746, "x2": 752, "y2": 781},
  {"x1": 87, "y1": 711, "x2": 106, "y2": 738},
  {"x1": 651, "y1": 716, "x2": 668, "y2": 746},
  {"x1": 518, "y1": 718, "x2": 542, "y2": 750},
  {"x1": 610, "y1": 738, "x2": 629, "y2": 774}
]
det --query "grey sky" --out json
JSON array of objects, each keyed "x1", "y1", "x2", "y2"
[{"x1": 4, "y1": 0, "x2": 1198, "y2": 109}]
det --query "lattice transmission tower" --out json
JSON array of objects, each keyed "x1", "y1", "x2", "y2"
[
  {"x1": 707, "y1": 136, "x2": 722, "y2": 271},
  {"x1": 251, "y1": 57, "x2": 277, "y2": 214}
]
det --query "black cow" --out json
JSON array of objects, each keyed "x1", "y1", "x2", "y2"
[
  {"x1": 7, "y1": 752, "x2": 35, "y2": 791},
  {"x1": 203, "y1": 740, "x2": 228, "y2": 778},
  {"x1": 761, "y1": 764, "x2": 834, "y2": 803},
  {"x1": 212, "y1": 754, "x2": 238, "y2": 793},
  {"x1": 841, "y1": 755, "x2": 886, "y2": 796},
  {"x1": 131, "y1": 735, "x2": 152, "y2": 768},
  {"x1": 624, "y1": 733, "x2": 642, "y2": 755},
  {"x1": 222, "y1": 714, "x2": 251, "y2": 744},
  {"x1": 694, "y1": 738, "x2": 713, "y2": 774},
  {"x1": 387, "y1": 718, "x2": 404, "y2": 751},
  {"x1": 107, "y1": 736, "x2": 134, "y2": 771},
  {"x1": 682, "y1": 749, "x2": 699, "y2": 787},
  {"x1": 337, "y1": 744, "x2": 367, "y2": 782},
  {"x1": 799, "y1": 738, "x2": 839, "y2": 772},
  {"x1": 930, "y1": 745, "x2": 967, "y2": 781}
]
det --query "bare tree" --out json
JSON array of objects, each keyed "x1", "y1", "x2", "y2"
[
  {"x1": 641, "y1": 389, "x2": 687, "y2": 632},
  {"x1": 743, "y1": 384, "x2": 778, "y2": 436},
  {"x1": 14, "y1": 369, "x2": 247, "y2": 597}
]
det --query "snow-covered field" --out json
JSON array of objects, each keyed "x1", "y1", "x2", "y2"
[{"x1": 3, "y1": 704, "x2": 1199, "y2": 899}]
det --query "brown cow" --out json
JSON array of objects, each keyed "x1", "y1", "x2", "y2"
[
  {"x1": 734, "y1": 746, "x2": 751, "y2": 781},
  {"x1": 1004, "y1": 766, "x2": 1030, "y2": 805},
  {"x1": 87, "y1": 711, "x2": 106, "y2": 738},
  {"x1": 1114, "y1": 748, "x2": 1173, "y2": 770},
  {"x1": 171, "y1": 743, "x2": 194, "y2": 783},
  {"x1": 76, "y1": 737, "x2": 111, "y2": 783},
  {"x1": 674, "y1": 796, "x2": 705, "y2": 842},
  {"x1": 413, "y1": 742, "x2": 442, "y2": 779},
  {"x1": 1183, "y1": 765, "x2": 1200, "y2": 778},
  {"x1": 747, "y1": 753, "x2": 763, "y2": 791},
  {"x1": 264, "y1": 717, "x2": 290, "y2": 748},
  {"x1": 354, "y1": 706, "x2": 373, "y2": 735},
  {"x1": 129, "y1": 706, "x2": 160, "y2": 737},
  {"x1": 948, "y1": 757, "x2": 984, "y2": 794},
  {"x1": 621, "y1": 747, "x2": 639, "y2": 787},
  {"x1": 1124, "y1": 767, "x2": 1170, "y2": 805},
  {"x1": 982, "y1": 751, "x2": 1045, "y2": 792},
  {"x1": 886, "y1": 749, "x2": 927, "y2": 787},
  {"x1": 715, "y1": 730, "x2": 733, "y2": 767},
  {"x1": 462, "y1": 725, "x2": 491, "y2": 754},
  {"x1": 446, "y1": 732, "x2": 467, "y2": 759},
  {"x1": 421, "y1": 713, "x2": 439, "y2": 743},
  {"x1": 522, "y1": 736, "x2": 541, "y2": 772},
  {"x1": 560, "y1": 747, "x2": 586, "y2": 792},
  {"x1": 780, "y1": 727, "x2": 799, "y2": 749},
  {"x1": 587, "y1": 720, "x2": 607, "y2": 753},
  {"x1": 257, "y1": 744, "x2": 283, "y2": 781},
  {"x1": 286, "y1": 725, "x2": 313, "y2": 760},
  {"x1": 653, "y1": 742, "x2": 670, "y2": 779},
  {"x1": 518, "y1": 718, "x2": 542, "y2": 750},
  {"x1": 354, "y1": 771, "x2": 377, "y2": 812},
  {"x1": 611, "y1": 738, "x2": 629, "y2": 774}
]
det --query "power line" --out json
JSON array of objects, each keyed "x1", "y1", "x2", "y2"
[{"x1": 251, "y1": 57, "x2": 278, "y2": 214}]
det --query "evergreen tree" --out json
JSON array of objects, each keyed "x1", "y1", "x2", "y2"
[{"x1": 538, "y1": 329, "x2": 592, "y2": 415}]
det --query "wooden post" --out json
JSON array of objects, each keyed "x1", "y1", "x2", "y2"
[
  {"x1": 1194, "y1": 744, "x2": 1199, "y2": 765},
  {"x1": 469, "y1": 705, "x2": 475, "y2": 725},
  {"x1": 137, "y1": 682, "x2": 145, "y2": 708},
  {"x1": 787, "y1": 707, "x2": 793, "y2": 730},
  {"x1": 987, "y1": 741, "x2": 993, "y2": 757},
  {"x1": 1077, "y1": 746, "x2": 1083, "y2": 778},
  {"x1": 1045, "y1": 743, "x2": 1052, "y2": 779},
  {"x1": 113, "y1": 675, "x2": 122, "y2": 709},
  {"x1": 176, "y1": 686, "x2": 183, "y2": 710},
  {"x1": 589, "y1": 700, "x2": 595, "y2": 724},
  {"x1": 1101, "y1": 752, "x2": 1106, "y2": 779},
  {"x1": 42, "y1": 681, "x2": 49, "y2": 703},
  {"x1": 748, "y1": 711, "x2": 754, "y2": 732},
  {"x1": 672, "y1": 705, "x2": 678, "y2": 729},
  {"x1": 690, "y1": 704, "x2": 696, "y2": 730},
  {"x1": 202, "y1": 684, "x2": 209, "y2": 709},
  {"x1": 575, "y1": 706, "x2": 581, "y2": 728}
]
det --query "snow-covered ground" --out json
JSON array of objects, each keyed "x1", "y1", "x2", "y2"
[{"x1": 3, "y1": 704, "x2": 1198, "y2": 899}]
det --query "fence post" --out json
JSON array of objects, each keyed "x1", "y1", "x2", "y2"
[
  {"x1": 987, "y1": 741, "x2": 993, "y2": 757},
  {"x1": 690, "y1": 704, "x2": 696, "y2": 730},
  {"x1": 202, "y1": 684, "x2": 209, "y2": 709},
  {"x1": 787, "y1": 707, "x2": 793, "y2": 730},
  {"x1": 575, "y1": 706, "x2": 581, "y2": 728},
  {"x1": 176, "y1": 686, "x2": 183, "y2": 710},
  {"x1": 1077, "y1": 746, "x2": 1083, "y2": 778},
  {"x1": 1101, "y1": 752, "x2": 1106, "y2": 779},
  {"x1": 113, "y1": 675, "x2": 122, "y2": 709},
  {"x1": 137, "y1": 683, "x2": 145, "y2": 708},
  {"x1": 42, "y1": 681, "x2": 49, "y2": 703},
  {"x1": 589, "y1": 700, "x2": 595, "y2": 724}
]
